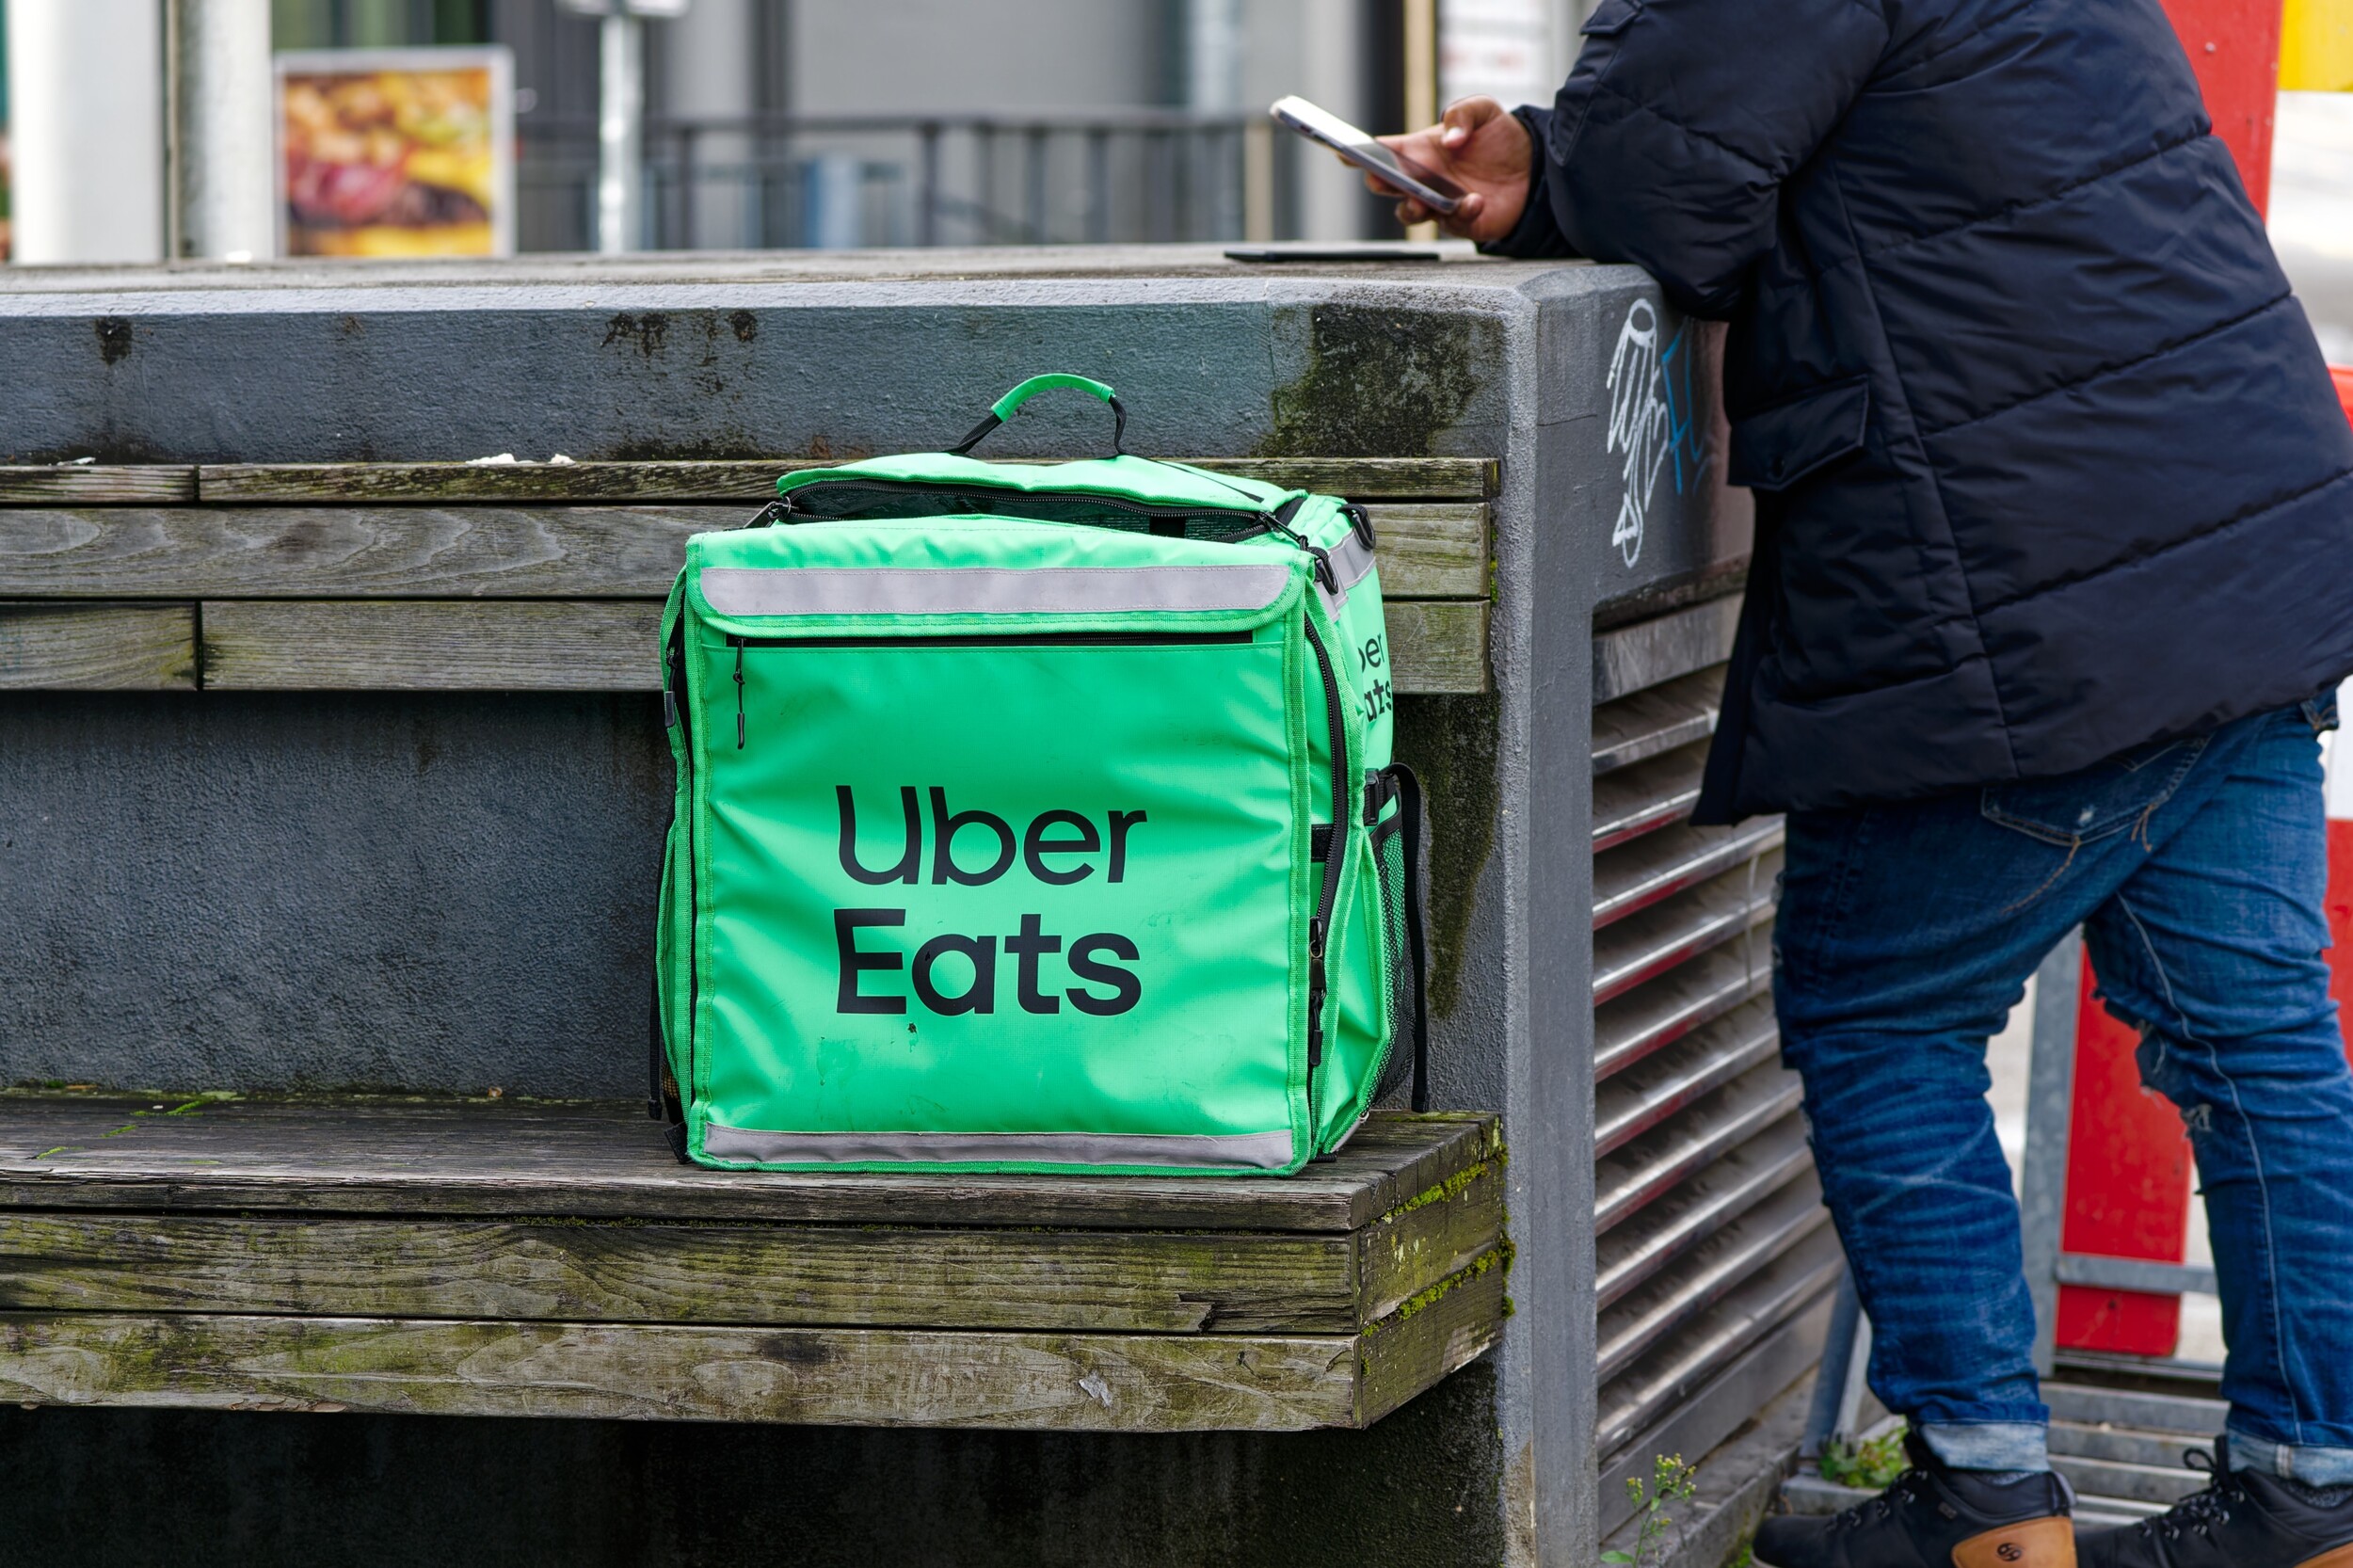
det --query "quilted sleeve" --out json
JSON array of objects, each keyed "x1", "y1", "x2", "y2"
[{"x1": 1501, "y1": 0, "x2": 1889, "y2": 316}]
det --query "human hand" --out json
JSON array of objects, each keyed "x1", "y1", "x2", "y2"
[{"x1": 1369, "y1": 97, "x2": 1533, "y2": 244}]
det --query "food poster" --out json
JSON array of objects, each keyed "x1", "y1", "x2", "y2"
[{"x1": 277, "y1": 48, "x2": 515, "y2": 258}]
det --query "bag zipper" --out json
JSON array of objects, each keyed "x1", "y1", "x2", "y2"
[
  {"x1": 730, "y1": 630, "x2": 1252, "y2": 650},
  {"x1": 721, "y1": 493, "x2": 1348, "y2": 1118},
  {"x1": 661, "y1": 624, "x2": 699, "y2": 1137},
  {"x1": 1301, "y1": 616, "x2": 1349, "y2": 1096},
  {"x1": 720, "y1": 615, "x2": 1344, "y2": 1099},
  {"x1": 774, "y1": 476, "x2": 1284, "y2": 536}
]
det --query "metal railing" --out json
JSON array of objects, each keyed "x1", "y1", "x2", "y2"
[{"x1": 516, "y1": 110, "x2": 1289, "y2": 253}]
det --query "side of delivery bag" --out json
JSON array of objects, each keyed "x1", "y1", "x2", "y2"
[{"x1": 652, "y1": 375, "x2": 1428, "y2": 1176}]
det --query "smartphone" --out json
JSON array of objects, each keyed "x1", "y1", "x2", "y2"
[{"x1": 1270, "y1": 95, "x2": 1466, "y2": 216}]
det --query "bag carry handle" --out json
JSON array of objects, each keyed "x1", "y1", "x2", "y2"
[{"x1": 950, "y1": 374, "x2": 1128, "y2": 457}]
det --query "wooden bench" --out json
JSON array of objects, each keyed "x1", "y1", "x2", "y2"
[
  {"x1": 0, "y1": 1097, "x2": 1502, "y2": 1431},
  {"x1": 0, "y1": 456, "x2": 1493, "y2": 695},
  {"x1": 0, "y1": 453, "x2": 1505, "y2": 1433}
]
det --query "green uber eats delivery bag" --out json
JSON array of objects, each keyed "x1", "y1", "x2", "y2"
[{"x1": 652, "y1": 375, "x2": 1430, "y2": 1176}]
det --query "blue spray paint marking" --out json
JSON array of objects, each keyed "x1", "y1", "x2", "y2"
[{"x1": 1659, "y1": 323, "x2": 1708, "y2": 497}]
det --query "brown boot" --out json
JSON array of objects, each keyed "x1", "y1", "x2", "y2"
[{"x1": 1754, "y1": 1432, "x2": 2074, "y2": 1567}]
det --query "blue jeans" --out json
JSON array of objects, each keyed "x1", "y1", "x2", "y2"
[{"x1": 1775, "y1": 696, "x2": 2353, "y2": 1483}]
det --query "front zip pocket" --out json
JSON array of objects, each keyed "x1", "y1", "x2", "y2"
[{"x1": 688, "y1": 621, "x2": 1305, "y2": 1169}]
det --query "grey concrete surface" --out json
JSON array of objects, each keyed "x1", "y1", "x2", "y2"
[
  {"x1": 1, "y1": 691, "x2": 671, "y2": 1098},
  {"x1": 0, "y1": 248, "x2": 1535, "y2": 465},
  {"x1": 0, "y1": 248, "x2": 1753, "y2": 1567}
]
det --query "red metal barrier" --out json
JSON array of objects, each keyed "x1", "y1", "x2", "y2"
[
  {"x1": 2159, "y1": 0, "x2": 2286, "y2": 208},
  {"x1": 2056, "y1": 0, "x2": 2290, "y2": 1357}
]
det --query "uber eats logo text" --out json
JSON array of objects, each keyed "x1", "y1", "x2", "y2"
[{"x1": 832, "y1": 786, "x2": 1145, "y2": 1018}]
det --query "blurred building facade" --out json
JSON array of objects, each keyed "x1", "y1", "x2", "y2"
[
  {"x1": 0, "y1": 0, "x2": 1589, "y2": 259},
  {"x1": 260, "y1": 0, "x2": 1586, "y2": 252},
  {"x1": 0, "y1": 0, "x2": 2341, "y2": 376}
]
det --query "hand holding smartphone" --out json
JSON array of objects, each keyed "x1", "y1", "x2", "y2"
[
  {"x1": 1270, "y1": 96, "x2": 1467, "y2": 216},
  {"x1": 1272, "y1": 95, "x2": 1538, "y2": 246}
]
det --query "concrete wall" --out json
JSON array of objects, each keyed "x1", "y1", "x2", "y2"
[
  {"x1": 0, "y1": 248, "x2": 1749, "y2": 1567},
  {"x1": 0, "y1": 1363, "x2": 1505, "y2": 1568}
]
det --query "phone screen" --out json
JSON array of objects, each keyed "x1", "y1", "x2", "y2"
[{"x1": 1270, "y1": 96, "x2": 1466, "y2": 215}]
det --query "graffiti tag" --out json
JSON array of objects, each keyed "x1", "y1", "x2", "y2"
[{"x1": 1605, "y1": 300, "x2": 1709, "y2": 568}]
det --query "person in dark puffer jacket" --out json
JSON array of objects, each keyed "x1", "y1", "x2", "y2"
[{"x1": 1379, "y1": 1, "x2": 2353, "y2": 1564}]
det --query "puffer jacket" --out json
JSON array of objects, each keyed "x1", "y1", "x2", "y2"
[{"x1": 1494, "y1": 0, "x2": 2353, "y2": 820}]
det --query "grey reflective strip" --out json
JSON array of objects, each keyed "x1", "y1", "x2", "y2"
[
  {"x1": 699, "y1": 1122, "x2": 1297, "y2": 1170},
  {"x1": 1327, "y1": 530, "x2": 1377, "y2": 594},
  {"x1": 700, "y1": 564, "x2": 1293, "y2": 618},
  {"x1": 1317, "y1": 531, "x2": 1377, "y2": 616}
]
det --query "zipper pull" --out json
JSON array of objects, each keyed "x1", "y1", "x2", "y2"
[
  {"x1": 1309, "y1": 546, "x2": 1337, "y2": 594},
  {"x1": 731, "y1": 637, "x2": 746, "y2": 749},
  {"x1": 1306, "y1": 917, "x2": 1328, "y2": 1066}
]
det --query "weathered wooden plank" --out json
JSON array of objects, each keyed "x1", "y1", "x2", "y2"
[
  {"x1": 0, "y1": 1099, "x2": 1501, "y2": 1234},
  {"x1": 0, "y1": 1212, "x2": 1358, "y2": 1334},
  {"x1": 0, "y1": 1150, "x2": 1497, "y2": 1336},
  {"x1": 1173, "y1": 458, "x2": 1497, "y2": 501},
  {"x1": 1364, "y1": 504, "x2": 1487, "y2": 600},
  {"x1": 200, "y1": 462, "x2": 812, "y2": 504},
  {"x1": 0, "y1": 466, "x2": 196, "y2": 504},
  {"x1": 0, "y1": 1311, "x2": 1365, "y2": 1431},
  {"x1": 1388, "y1": 600, "x2": 1491, "y2": 696},
  {"x1": 3, "y1": 504, "x2": 1483, "y2": 601},
  {"x1": 1354, "y1": 1148, "x2": 1505, "y2": 1324},
  {"x1": 0, "y1": 1165, "x2": 1500, "y2": 1335},
  {"x1": 195, "y1": 597, "x2": 1491, "y2": 695},
  {"x1": 197, "y1": 457, "x2": 1497, "y2": 504},
  {"x1": 1357, "y1": 1258, "x2": 1510, "y2": 1426},
  {"x1": 0, "y1": 602, "x2": 198, "y2": 690},
  {"x1": 0, "y1": 507, "x2": 718, "y2": 600},
  {"x1": 200, "y1": 600, "x2": 659, "y2": 692}
]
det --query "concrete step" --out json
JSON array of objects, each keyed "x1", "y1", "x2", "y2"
[
  {"x1": 2053, "y1": 1452, "x2": 2208, "y2": 1507},
  {"x1": 2045, "y1": 1383, "x2": 2229, "y2": 1439},
  {"x1": 2049, "y1": 1418, "x2": 2207, "y2": 1471}
]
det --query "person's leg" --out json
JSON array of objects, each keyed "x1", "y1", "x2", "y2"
[
  {"x1": 2081, "y1": 698, "x2": 2353, "y2": 1486},
  {"x1": 1776, "y1": 722, "x2": 2244, "y2": 1474},
  {"x1": 1759, "y1": 722, "x2": 2272, "y2": 1567}
]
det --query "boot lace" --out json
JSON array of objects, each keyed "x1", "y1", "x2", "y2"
[
  {"x1": 2132, "y1": 1448, "x2": 2247, "y2": 1544},
  {"x1": 1832, "y1": 1469, "x2": 1927, "y2": 1530}
]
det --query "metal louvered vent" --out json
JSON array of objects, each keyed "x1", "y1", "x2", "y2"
[{"x1": 1589, "y1": 598, "x2": 1844, "y2": 1536}]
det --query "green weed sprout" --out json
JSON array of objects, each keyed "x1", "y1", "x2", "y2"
[
  {"x1": 1603, "y1": 1453, "x2": 1701, "y2": 1566},
  {"x1": 1819, "y1": 1422, "x2": 1911, "y2": 1491}
]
